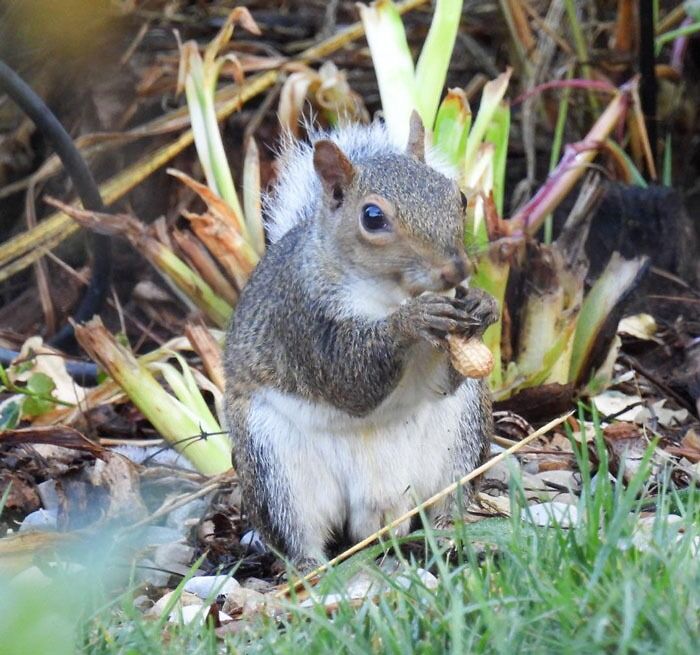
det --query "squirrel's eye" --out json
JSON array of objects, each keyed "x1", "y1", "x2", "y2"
[
  {"x1": 361, "y1": 203, "x2": 389, "y2": 232},
  {"x1": 460, "y1": 191, "x2": 468, "y2": 211}
]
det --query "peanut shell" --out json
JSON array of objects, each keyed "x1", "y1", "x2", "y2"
[{"x1": 447, "y1": 335, "x2": 494, "y2": 378}]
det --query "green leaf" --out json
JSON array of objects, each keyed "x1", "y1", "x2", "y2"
[
  {"x1": 463, "y1": 69, "x2": 511, "y2": 180},
  {"x1": 662, "y1": 133, "x2": 672, "y2": 186},
  {"x1": 0, "y1": 399, "x2": 21, "y2": 429},
  {"x1": 569, "y1": 253, "x2": 649, "y2": 385},
  {"x1": 26, "y1": 372, "x2": 56, "y2": 397},
  {"x1": 22, "y1": 372, "x2": 57, "y2": 417},
  {"x1": 605, "y1": 138, "x2": 647, "y2": 188},
  {"x1": 433, "y1": 89, "x2": 471, "y2": 168},
  {"x1": 359, "y1": 0, "x2": 416, "y2": 144},
  {"x1": 483, "y1": 101, "x2": 510, "y2": 216},
  {"x1": 414, "y1": 0, "x2": 464, "y2": 130},
  {"x1": 22, "y1": 395, "x2": 54, "y2": 417}
]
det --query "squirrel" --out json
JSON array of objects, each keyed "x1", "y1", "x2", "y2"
[{"x1": 224, "y1": 113, "x2": 499, "y2": 569}]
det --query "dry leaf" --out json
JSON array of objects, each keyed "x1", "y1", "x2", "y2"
[{"x1": 618, "y1": 313, "x2": 659, "y2": 341}]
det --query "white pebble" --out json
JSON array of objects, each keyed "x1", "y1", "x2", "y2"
[
  {"x1": 522, "y1": 502, "x2": 580, "y2": 528},
  {"x1": 184, "y1": 575, "x2": 240, "y2": 599}
]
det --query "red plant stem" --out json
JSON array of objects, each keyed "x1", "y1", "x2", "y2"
[
  {"x1": 509, "y1": 80, "x2": 635, "y2": 236},
  {"x1": 512, "y1": 79, "x2": 617, "y2": 106}
]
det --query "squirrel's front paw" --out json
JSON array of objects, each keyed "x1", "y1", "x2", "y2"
[
  {"x1": 455, "y1": 286, "x2": 499, "y2": 337},
  {"x1": 393, "y1": 293, "x2": 483, "y2": 349}
]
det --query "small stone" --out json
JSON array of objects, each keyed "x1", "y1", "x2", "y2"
[
  {"x1": 184, "y1": 575, "x2": 240, "y2": 600},
  {"x1": 36, "y1": 480, "x2": 60, "y2": 510},
  {"x1": 166, "y1": 497, "x2": 209, "y2": 531},
  {"x1": 148, "y1": 590, "x2": 202, "y2": 618},
  {"x1": 240, "y1": 529, "x2": 268, "y2": 554},
  {"x1": 9, "y1": 565, "x2": 53, "y2": 589},
  {"x1": 171, "y1": 604, "x2": 206, "y2": 626},
  {"x1": 137, "y1": 558, "x2": 171, "y2": 587},
  {"x1": 549, "y1": 433, "x2": 574, "y2": 452},
  {"x1": 483, "y1": 459, "x2": 518, "y2": 485},
  {"x1": 409, "y1": 568, "x2": 438, "y2": 591},
  {"x1": 242, "y1": 577, "x2": 274, "y2": 593},
  {"x1": 548, "y1": 492, "x2": 578, "y2": 506},
  {"x1": 301, "y1": 592, "x2": 342, "y2": 608},
  {"x1": 221, "y1": 587, "x2": 267, "y2": 616},
  {"x1": 631, "y1": 514, "x2": 683, "y2": 552},
  {"x1": 522, "y1": 502, "x2": 580, "y2": 528},
  {"x1": 19, "y1": 508, "x2": 58, "y2": 533},
  {"x1": 142, "y1": 526, "x2": 183, "y2": 545},
  {"x1": 534, "y1": 469, "x2": 580, "y2": 501},
  {"x1": 520, "y1": 457, "x2": 540, "y2": 475},
  {"x1": 169, "y1": 605, "x2": 232, "y2": 626},
  {"x1": 536, "y1": 469, "x2": 578, "y2": 487},
  {"x1": 152, "y1": 541, "x2": 195, "y2": 577},
  {"x1": 344, "y1": 571, "x2": 380, "y2": 600}
]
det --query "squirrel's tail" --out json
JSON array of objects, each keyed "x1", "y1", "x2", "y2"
[{"x1": 264, "y1": 120, "x2": 457, "y2": 244}]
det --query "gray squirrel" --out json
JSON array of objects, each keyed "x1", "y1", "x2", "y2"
[{"x1": 224, "y1": 114, "x2": 498, "y2": 569}]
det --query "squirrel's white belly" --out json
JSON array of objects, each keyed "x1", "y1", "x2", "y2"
[{"x1": 248, "y1": 345, "x2": 466, "y2": 547}]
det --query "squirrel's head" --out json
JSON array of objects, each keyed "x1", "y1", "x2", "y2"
[{"x1": 312, "y1": 114, "x2": 470, "y2": 307}]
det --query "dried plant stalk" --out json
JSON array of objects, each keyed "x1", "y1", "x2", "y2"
[
  {"x1": 172, "y1": 229, "x2": 238, "y2": 306},
  {"x1": 0, "y1": 1, "x2": 432, "y2": 281},
  {"x1": 185, "y1": 324, "x2": 225, "y2": 391},
  {"x1": 45, "y1": 198, "x2": 231, "y2": 328},
  {"x1": 74, "y1": 317, "x2": 231, "y2": 475}
]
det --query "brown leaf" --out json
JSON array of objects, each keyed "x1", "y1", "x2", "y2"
[
  {"x1": 665, "y1": 446, "x2": 700, "y2": 463},
  {"x1": 0, "y1": 425, "x2": 106, "y2": 459},
  {"x1": 168, "y1": 169, "x2": 247, "y2": 236},
  {"x1": 602, "y1": 422, "x2": 662, "y2": 483},
  {"x1": 681, "y1": 428, "x2": 700, "y2": 451},
  {"x1": 0, "y1": 471, "x2": 40, "y2": 514},
  {"x1": 185, "y1": 324, "x2": 225, "y2": 391},
  {"x1": 603, "y1": 422, "x2": 642, "y2": 441},
  {"x1": 537, "y1": 457, "x2": 572, "y2": 472}
]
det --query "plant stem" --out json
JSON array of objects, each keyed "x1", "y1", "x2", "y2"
[
  {"x1": 655, "y1": 20, "x2": 700, "y2": 53},
  {"x1": 563, "y1": 0, "x2": 599, "y2": 113},
  {"x1": 543, "y1": 69, "x2": 573, "y2": 244},
  {"x1": 510, "y1": 81, "x2": 633, "y2": 236}
]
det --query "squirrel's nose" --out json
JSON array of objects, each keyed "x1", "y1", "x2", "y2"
[{"x1": 440, "y1": 255, "x2": 470, "y2": 287}]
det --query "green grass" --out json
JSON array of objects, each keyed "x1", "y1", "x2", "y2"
[{"x1": 3, "y1": 417, "x2": 699, "y2": 655}]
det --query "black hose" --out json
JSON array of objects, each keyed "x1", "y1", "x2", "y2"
[
  {"x1": 0, "y1": 59, "x2": 111, "y2": 349},
  {"x1": 0, "y1": 347, "x2": 98, "y2": 386}
]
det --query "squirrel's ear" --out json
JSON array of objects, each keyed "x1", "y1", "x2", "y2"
[
  {"x1": 313, "y1": 140, "x2": 355, "y2": 208},
  {"x1": 406, "y1": 110, "x2": 425, "y2": 162}
]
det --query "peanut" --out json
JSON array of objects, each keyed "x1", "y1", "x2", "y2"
[{"x1": 447, "y1": 334, "x2": 494, "y2": 378}]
